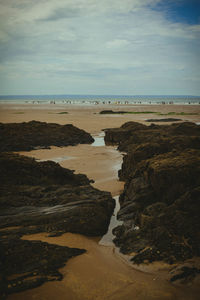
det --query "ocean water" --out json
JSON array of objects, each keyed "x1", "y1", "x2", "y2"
[{"x1": 0, "y1": 94, "x2": 200, "y2": 105}]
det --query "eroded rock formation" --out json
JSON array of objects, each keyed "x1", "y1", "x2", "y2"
[{"x1": 104, "y1": 122, "x2": 200, "y2": 274}]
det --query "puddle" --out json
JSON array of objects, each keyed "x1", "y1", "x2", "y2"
[
  {"x1": 92, "y1": 132, "x2": 105, "y2": 147},
  {"x1": 99, "y1": 196, "x2": 123, "y2": 247}
]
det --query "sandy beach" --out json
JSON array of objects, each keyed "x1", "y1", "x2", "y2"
[
  {"x1": 0, "y1": 103, "x2": 200, "y2": 132},
  {"x1": 1, "y1": 102, "x2": 200, "y2": 300}
]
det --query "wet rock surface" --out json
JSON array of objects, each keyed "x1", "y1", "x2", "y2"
[
  {"x1": 0, "y1": 152, "x2": 114, "y2": 297},
  {"x1": 105, "y1": 121, "x2": 200, "y2": 278},
  {"x1": 0, "y1": 120, "x2": 94, "y2": 151}
]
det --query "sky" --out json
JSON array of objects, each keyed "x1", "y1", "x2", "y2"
[{"x1": 0, "y1": 0, "x2": 199, "y2": 96}]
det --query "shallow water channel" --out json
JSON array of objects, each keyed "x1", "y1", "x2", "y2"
[{"x1": 99, "y1": 196, "x2": 122, "y2": 247}]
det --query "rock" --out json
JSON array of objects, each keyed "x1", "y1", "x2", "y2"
[
  {"x1": 0, "y1": 238, "x2": 85, "y2": 298},
  {"x1": 104, "y1": 121, "x2": 200, "y2": 152},
  {"x1": 146, "y1": 118, "x2": 181, "y2": 122},
  {"x1": 104, "y1": 121, "x2": 148, "y2": 146},
  {"x1": 105, "y1": 121, "x2": 200, "y2": 280},
  {"x1": 0, "y1": 152, "x2": 90, "y2": 189},
  {"x1": 0, "y1": 152, "x2": 115, "y2": 236},
  {"x1": 0, "y1": 121, "x2": 94, "y2": 152},
  {"x1": 170, "y1": 266, "x2": 200, "y2": 284},
  {"x1": 119, "y1": 135, "x2": 200, "y2": 181},
  {"x1": 100, "y1": 110, "x2": 129, "y2": 114},
  {"x1": 100, "y1": 110, "x2": 117, "y2": 114},
  {"x1": 0, "y1": 152, "x2": 115, "y2": 297},
  {"x1": 118, "y1": 151, "x2": 200, "y2": 263}
]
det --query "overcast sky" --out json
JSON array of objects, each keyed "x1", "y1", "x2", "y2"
[{"x1": 0, "y1": 0, "x2": 199, "y2": 95}]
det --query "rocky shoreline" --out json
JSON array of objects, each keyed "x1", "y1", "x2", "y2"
[
  {"x1": 0, "y1": 122, "x2": 114, "y2": 298},
  {"x1": 104, "y1": 121, "x2": 200, "y2": 281},
  {"x1": 1, "y1": 119, "x2": 200, "y2": 298}
]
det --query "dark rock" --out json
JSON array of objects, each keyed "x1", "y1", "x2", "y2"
[
  {"x1": 100, "y1": 110, "x2": 117, "y2": 114},
  {"x1": 117, "y1": 151, "x2": 200, "y2": 263},
  {"x1": 146, "y1": 118, "x2": 181, "y2": 122},
  {"x1": 104, "y1": 121, "x2": 147, "y2": 146},
  {"x1": 100, "y1": 110, "x2": 129, "y2": 114},
  {"x1": 104, "y1": 121, "x2": 200, "y2": 152},
  {"x1": 105, "y1": 121, "x2": 200, "y2": 278},
  {"x1": 0, "y1": 152, "x2": 115, "y2": 236},
  {"x1": 119, "y1": 135, "x2": 200, "y2": 181},
  {"x1": 0, "y1": 238, "x2": 85, "y2": 298},
  {"x1": 0, "y1": 121, "x2": 94, "y2": 152},
  {"x1": 170, "y1": 266, "x2": 200, "y2": 283},
  {"x1": 0, "y1": 152, "x2": 115, "y2": 297},
  {"x1": 0, "y1": 152, "x2": 90, "y2": 188}
]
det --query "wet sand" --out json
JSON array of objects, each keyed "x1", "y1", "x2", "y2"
[
  {"x1": 19, "y1": 142, "x2": 124, "y2": 197},
  {"x1": 1, "y1": 103, "x2": 200, "y2": 300},
  {"x1": 7, "y1": 232, "x2": 199, "y2": 300}
]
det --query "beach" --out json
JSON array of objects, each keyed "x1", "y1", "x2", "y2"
[
  {"x1": 1, "y1": 102, "x2": 200, "y2": 300},
  {"x1": 0, "y1": 103, "x2": 200, "y2": 132}
]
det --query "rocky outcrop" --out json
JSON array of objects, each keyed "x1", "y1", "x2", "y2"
[
  {"x1": 105, "y1": 122, "x2": 200, "y2": 269},
  {"x1": 0, "y1": 152, "x2": 115, "y2": 236},
  {"x1": 119, "y1": 135, "x2": 200, "y2": 181},
  {"x1": 0, "y1": 121, "x2": 94, "y2": 151},
  {"x1": 0, "y1": 238, "x2": 85, "y2": 298},
  {"x1": 104, "y1": 121, "x2": 147, "y2": 147},
  {"x1": 104, "y1": 121, "x2": 200, "y2": 152},
  {"x1": 0, "y1": 152, "x2": 115, "y2": 297}
]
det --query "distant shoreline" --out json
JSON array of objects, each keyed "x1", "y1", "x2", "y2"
[{"x1": 0, "y1": 94, "x2": 200, "y2": 106}]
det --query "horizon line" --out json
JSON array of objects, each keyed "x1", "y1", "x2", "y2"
[{"x1": 0, "y1": 94, "x2": 200, "y2": 98}]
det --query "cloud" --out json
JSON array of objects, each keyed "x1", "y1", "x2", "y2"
[
  {"x1": 106, "y1": 39, "x2": 130, "y2": 49},
  {"x1": 0, "y1": 0, "x2": 199, "y2": 95},
  {"x1": 39, "y1": 6, "x2": 82, "y2": 21}
]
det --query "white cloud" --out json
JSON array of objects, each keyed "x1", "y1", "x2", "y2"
[
  {"x1": 106, "y1": 39, "x2": 130, "y2": 49},
  {"x1": 0, "y1": 0, "x2": 199, "y2": 95}
]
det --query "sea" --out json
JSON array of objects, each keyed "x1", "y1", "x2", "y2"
[{"x1": 0, "y1": 94, "x2": 200, "y2": 105}]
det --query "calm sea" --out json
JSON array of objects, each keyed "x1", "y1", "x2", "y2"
[{"x1": 0, "y1": 94, "x2": 200, "y2": 105}]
